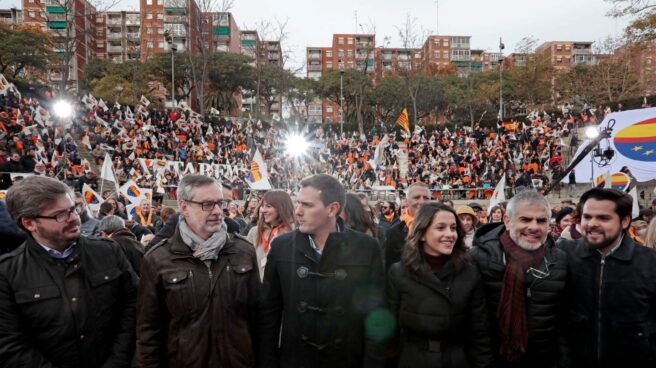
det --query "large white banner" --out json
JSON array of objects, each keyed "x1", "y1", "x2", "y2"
[{"x1": 566, "y1": 108, "x2": 656, "y2": 183}]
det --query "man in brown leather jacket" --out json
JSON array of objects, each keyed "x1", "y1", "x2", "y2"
[{"x1": 136, "y1": 175, "x2": 260, "y2": 367}]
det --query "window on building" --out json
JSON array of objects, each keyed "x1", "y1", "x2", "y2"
[
  {"x1": 327, "y1": 62, "x2": 333, "y2": 69},
  {"x1": 347, "y1": 61, "x2": 354, "y2": 68},
  {"x1": 146, "y1": 0, "x2": 152, "y2": 4},
  {"x1": 146, "y1": 13, "x2": 152, "y2": 20},
  {"x1": 556, "y1": 44, "x2": 562, "y2": 51},
  {"x1": 443, "y1": 40, "x2": 449, "y2": 47},
  {"x1": 648, "y1": 58, "x2": 652, "y2": 64},
  {"x1": 326, "y1": 50, "x2": 332, "y2": 57},
  {"x1": 338, "y1": 49, "x2": 344, "y2": 58},
  {"x1": 434, "y1": 51, "x2": 440, "y2": 59},
  {"x1": 346, "y1": 49, "x2": 353, "y2": 57},
  {"x1": 28, "y1": 11, "x2": 35, "y2": 18},
  {"x1": 147, "y1": 27, "x2": 152, "y2": 34},
  {"x1": 96, "y1": 31, "x2": 103, "y2": 37},
  {"x1": 97, "y1": 43, "x2": 104, "y2": 48},
  {"x1": 96, "y1": 16, "x2": 103, "y2": 23},
  {"x1": 556, "y1": 56, "x2": 562, "y2": 63},
  {"x1": 158, "y1": 27, "x2": 164, "y2": 34},
  {"x1": 338, "y1": 37, "x2": 344, "y2": 45},
  {"x1": 159, "y1": 42, "x2": 165, "y2": 48},
  {"x1": 326, "y1": 106, "x2": 333, "y2": 113},
  {"x1": 157, "y1": 13, "x2": 163, "y2": 20},
  {"x1": 443, "y1": 51, "x2": 449, "y2": 59},
  {"x1": 347, "y1": 37, "x2": 353, "y2": 45},
  {"x1": 147, "y1": 41, "x2": 153, "y2": 48}
]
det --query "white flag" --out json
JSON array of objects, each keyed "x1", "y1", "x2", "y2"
[
  {"x1": 245, "y1": 149, "x2": 272, "y2": 190},
  {"x1": 119, "y1": 179, "x2": 143, "y2": 204},
  {"x1": 629, "y1": 186, "x2": 640, "y2": 220},
  {"x1": 488, "y1": 173, "x2": 506, "y2": 214},
  {"x1": 140, "y1": 95, "x2": 151, "y2": 107},
  {"x1": 0, "y1": 74, "x2": 9, "y2": 95},
  {"x1": 100, "y1": 153, "x2": 117, "y2": 183}
]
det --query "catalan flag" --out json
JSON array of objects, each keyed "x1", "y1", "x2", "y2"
[
  {"x1": 82, "y1": 184, "x2": 102, "y2": 205},
  {"x1": 245, "y1": 149, "x2": 272, "y2": 190},
  {"x1": 396, "y1": 108, "x2": 410, "y2": 133}
]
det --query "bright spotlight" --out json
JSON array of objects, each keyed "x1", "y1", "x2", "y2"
[
  {"x1": 285, "y1": 133, "x2": 309, "y2": 158},
  {"x1": 53, "y1": 100, "x2": 73, "y2": 119},
  {"x1": 585, "y1": 126, "x2": 600, "y2": 139}
]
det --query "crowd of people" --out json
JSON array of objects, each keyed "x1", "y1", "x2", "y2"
[
  {"x1": 1, "y1": 82, "x2": 592, "y2": 201},
  {"x1": 2, "y1": 81, "x2": 656, "y2": 368}
]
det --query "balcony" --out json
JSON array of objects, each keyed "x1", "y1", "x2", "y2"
[
  {"x1": 106, "y1": 18, "x2": 122, "y2": 26},
  {"x1": 107, "y1": 32, "x2": 122, "y2": 39},
  {"x1": 165, "y1": 15, "x2": 187, "y2": 23},
  {"x1": 107, "y1": 45, "x2": 123, "y2": 53},
  {"x1": 125, "y1": 17, "x2": 140, "y2": 25},
  {"x1": 127, "y1": 32, "x2": 140, "y2": 40},
  {"x1": 307, "y1": 52, "x2": 321, "y2": 60},
  {"x1": 47, "y1": 21, "x2": 67, "y2": 29},
  {"x1": 308, "y1": 64, "x2": 322, "y2": 71}
]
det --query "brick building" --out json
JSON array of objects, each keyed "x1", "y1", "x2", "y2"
[
  {"x1": 0, "y1": 8, "x2": 22, "y2": 25},
  {"x1": 535, "y1": 41, "x2": 597, "y2": 71},
  {"x1": 103, "y1": 11, "x2": 141, "y2": 63}
]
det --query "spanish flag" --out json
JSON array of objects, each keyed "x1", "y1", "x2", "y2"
[{"x1": 396, "y1": 108, "x2": 410, "y2": 133}]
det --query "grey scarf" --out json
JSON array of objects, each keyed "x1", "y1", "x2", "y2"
[{"x1": 178, "y1": 217, "x2": 228, "y2": 261}]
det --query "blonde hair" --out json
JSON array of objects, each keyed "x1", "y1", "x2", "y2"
[{"x1": 645, "y1": 218, "x2": 656, "y2": 249}]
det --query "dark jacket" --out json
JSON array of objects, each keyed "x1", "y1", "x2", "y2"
[
  {"x1": 136, "y1": 224, "x2": 260, "y2": 368},
  {"x1": 559, "y1": 235, "x2": 656, "y2": 367},
  {"x1": 0, "y1": 236, "x2": 138, "y2": 368},
  {"x1": 378, "y1": 214, "x2": 400, "y2": 234},
  {"x1": 470, "y1": 222, "x2": 567, "y2": 368},
  {"x1": 110, "y1": 227, "x2": 145, "y2": 275},
  {"x1": 259, "y1": 226, "x2": 387, "y2": 368},
  {"x1": 387, "y1": 260, "x2": 492, "y2": 368},
  {"x1": 0, "y1": 202, "x2": 25, "y2": 255},
  {"x1": 384, "y1": 220, "x2": 409, "y2": 270}
]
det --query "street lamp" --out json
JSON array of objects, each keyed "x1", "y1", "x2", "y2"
[
  {"x1": 498, "y1": 37, "x2": 505, "y2": 122},
  {"x1": 585, "y1": 126, "x2": 600, "y2": 187},
  {"x1": 164, "y1": 30, "x2": 177, "y2": 107},
  {"x1": 339, "y1": 58, "x2": 345, "y2": 135}
]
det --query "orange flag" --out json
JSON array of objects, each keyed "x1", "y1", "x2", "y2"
[{"x1": 396, "y1": 108, "x2": 410, "y2": 133}]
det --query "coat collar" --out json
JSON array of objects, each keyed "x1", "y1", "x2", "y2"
[
  {"x1": 169, "y1": 224, "x2": 236, "y2": 258},
  {"x1": 292, "y1": 218, "x2": 347, "y2": 265},
  {"x1": 577, "y1": 231, "x2": 635, "y2": 261},
  {"x1": 414, "y1": 260, "x2": 454, "y2": 301}
]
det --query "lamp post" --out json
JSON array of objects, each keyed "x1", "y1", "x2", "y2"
[
  {"x1": 585, "y1": 126, "x2": 600, "y2": 188},
  {"x1": 164, "y1": 30, "x2": 177, "y2": 107},
  {"x1": 339, "y1": 58, "x2": 345, "y2": 135},
  {"x1": 498, "y1": 37, "x2": 505, "y2": 122}
]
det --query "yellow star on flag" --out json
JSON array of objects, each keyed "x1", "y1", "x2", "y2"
[
  {"x1": 644, "y1": 149, "x2": 655, "y2": 156},
  {"x1": 632, "y1": 145, "x2": 643, "y2": 151}
]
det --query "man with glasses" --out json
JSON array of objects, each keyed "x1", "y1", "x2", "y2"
[
  {"x1": 0, "y1": 176, "x2": 138, "y2": 367},
  {"x1": 470, "y1": 190, "x2": 567, "y2": 367},
  {"x1": 74, "y1": 191, "x2": 100, "y2": 237},
  {"x1": 137, "y1": 175, "x2": 259, "y2": 367}
]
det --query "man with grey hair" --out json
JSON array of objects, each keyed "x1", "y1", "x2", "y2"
[
  {"x1": 0, "y1": 176, "x2": 138, "y2": 367},
  {"x1": 99, "y1": 215, "x2": 144, "y2": 275},
  {"x1": 470, "y1": 190, "x2": 567, "y2": 367},
  {"x1": 137, "y1": 174, "x2": 259, "y2": 367},
  {"x1": 384, "y1": 182, "x2": 431, "y2": 269}
]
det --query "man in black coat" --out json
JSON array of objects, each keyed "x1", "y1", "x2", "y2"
[
  {"x1": 470, "y1": 190, "x2": 567, "y2": 368},
  {"x1": 559, "y1": 188, "x2": 656, "y2": 367},
  {"x1": 98, "y1": 215, "x2": 144, "y2": 275},
  {"x1": 384, "y1": 183, "x2": 430, "y2": 270},
  {"x1": 259, "y1": 174, "x2": 390, "y2": 368},
  {"x1": 0, "y1": 176, "x2": 137, "y2": 367}
]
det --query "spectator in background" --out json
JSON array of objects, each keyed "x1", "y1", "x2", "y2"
[
  {"x1": 489, "y1": 205, "x2": 505, "y2": 223},
  {"x1": 378, "y1": 201, "x2": 399, "y2": 233},
  {"x1": 645, "y1": 217, "x2": 656, "y2": 249},
  {"x1": 98, "y1": 201, "x2": 115, "y2": 219},
  {"x1": 246, "y1": 190, "x2": 294, "y2": 280},
  {"x1": 0, "y1": 201, "x2": 26, "y2": 255},
  {"x1": 341, "y1": 193, "x2": 378, "y2": 238},
  {"x1": 73, "y1": 192, "x2": 100, "y2": 237},
  {"x1": 456, "y1": 206, "x2": 478, "y2": 248},
  {"x1": 98, "y1": 215, "x2": 144, "y2": 275}
]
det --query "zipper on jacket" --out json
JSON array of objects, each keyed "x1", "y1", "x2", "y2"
[{"x1": 597, "y1": 257, "x2": 606, "y2": 362}]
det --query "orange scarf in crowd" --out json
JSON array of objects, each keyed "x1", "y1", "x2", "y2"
[
  {"x1": 384, "y1": 213, "x2": 395, "y2": 223},
  {"x1": 400, "y1": 212, "x2": 414, "y2": 231},
  {"x1": 138, "y1": 209, "x2": 153, "y2": 226},
  {"x1": 261, "y1": 223, "x2": 284, "y2": 253}
]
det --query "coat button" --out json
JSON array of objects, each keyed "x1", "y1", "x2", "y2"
[
  {"x1": 34, "y1": 294, "x2": 41, "y2": 299},
  {"x1": 71, "y1": 297, "x2": 77, "y2": 302},
  {"x1": 297, "y1": 266, "x2": 309, "y2": 279},
  {"x1": 104, "y1": 276, "x2": 109, "y2": 280},
  {"x1": 79, "y1": 335, "x2": 85, "y2": 340},
  {"x1": 172, "y1": 278, "x2": 178, "y2": 282}
]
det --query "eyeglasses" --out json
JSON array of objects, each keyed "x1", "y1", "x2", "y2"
[
  {"x1": 185, "y1": 199, "x2": 229, "y2": 212},
  {"x1": 34, "y1": 206, "x2": 79, "y2": 223},
  {"x1": 381, "y1": 206, "x2": 390, "y2": 210}
]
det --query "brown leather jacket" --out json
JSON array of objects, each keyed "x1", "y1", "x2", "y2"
[{"x1": 136, "y1": 225, "x2": 260, "y2": 368}]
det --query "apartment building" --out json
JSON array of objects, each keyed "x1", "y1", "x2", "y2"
[
  {"x1": 535, "y1": 41, "x2": 597, "y2": 70},
  {"x1": 140, "y1": 0, "x2": 200, "y2": 60},
  {"x1": 0, "y1": 8, "x2": 22, "y2": 25},
  {"x1": 22, "y1": 0, "x2": 100, "y2": 89},
  {"x1": 615, "y1": 42, "x2": 656, "y2": 95},
  {"x1": 420, "y1": 35, "x2": 474, "y2": 76},
  {"x1": 201, "y1": 11, "x2": 240, "y2": 53},
  {"x1": 306, "y1": 34, "x2": 376, "y2": 123},
  {"x1": 103, "y1": 11, "x2": 141, "y2": 63}
]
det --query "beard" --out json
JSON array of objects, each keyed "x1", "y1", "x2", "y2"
[
  {"x1": 509, "y1": 227, "x2": 545, "y2": 251},
  {"x1": 583, "y1": 228, "x2": 622, "y2": 251}
]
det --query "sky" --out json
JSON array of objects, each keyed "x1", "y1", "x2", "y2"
[{"x1": 1, "y1": 0, "x2": 634, "y2": 71}]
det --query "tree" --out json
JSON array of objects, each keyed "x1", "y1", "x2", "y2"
[
  {"x1": 505, "y1": 37, "x2": 553, "y2": 111},
  {"x1": 286, "y1": 76, "x2": 319, "y2": 122},
  {"x1": 554, "y1": 65, "x2": 600, "y2": 106},
  {"x1": 144, "y1": 52, "x2": 196, "y2": 102},
  {"x1": 206, "y1": 52, "x2": 256, "y2": 113},
  {"x1": 607, "y1": 0, "x2": 656, "y2": 41},
  {"x1": 395, "y1": 13, "x2": 430, "y2": 128},
  {"x1": 0, "y1": 24, "x2": 52, "y2": 79},
  {"x1": 593, "y1": 36, "x2": 642, "y2": 102},
  {"x1": 92, "y1": 75, "x2": 143, "y2": 106}
]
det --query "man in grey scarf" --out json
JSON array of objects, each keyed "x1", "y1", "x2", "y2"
[{"x1": 137, "y1": 175, "x2": 260, "y2": 367}]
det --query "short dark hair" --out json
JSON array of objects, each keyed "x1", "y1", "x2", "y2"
[
  {"x1": 299, "y1": 174, "x2": 345, "y2": 213},
  {"x1": 579, "y1": 188, "x2": 633, "y2": 221},
  {"x1": 6, "y1": 176, "x2": 74, "y2": 229},
  {"x1": 99, "y1": 202, "x2": 114, "y2": 215}
]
